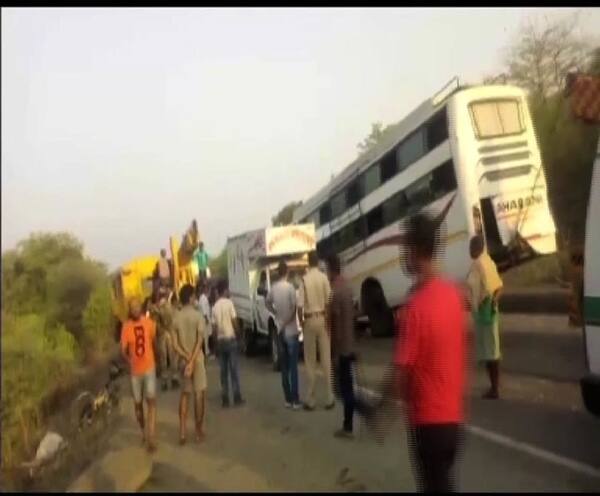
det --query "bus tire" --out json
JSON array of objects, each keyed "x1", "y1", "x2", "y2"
[{"x1": 361, "y1": 278, "x2": 395, "y2": 338}]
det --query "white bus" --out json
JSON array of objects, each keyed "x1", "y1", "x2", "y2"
[{"x1": 293, "y1": 79, "x2": 557, "y2": 332}]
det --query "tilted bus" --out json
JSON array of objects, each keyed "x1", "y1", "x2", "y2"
[{"x1": 293, "y1": 78, "x2": 557, "y2": 334}]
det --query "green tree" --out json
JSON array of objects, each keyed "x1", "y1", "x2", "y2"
[
  {"x1": 2, "y1": 232, "x2": 85, "y2": 315},
  {"x1": 1, "y1": 232, "x2": 108, "y2": 339},
  {"x1": 357, "y1": 122, "x2": 385, "y2": 154},
  {"x1": 1, "y1": 231, "x2": 111, "y2": 470},
  {"x1": 82, "y1": 284, "x2": 114, "y2": 356},
  {"x1": 355, "y1": 121, "x2": 407, "y2": 161},
  {"x1": 503, "y1": 12, "x2": 591, "y2": 102},
  {"x1": 490, "y1": 13, "x2": 600, "y2": 245},
  {"x1": 209, "y1": 248, "x2": 228, "y2": 281},
  {"x1": 45, "y1": 258, "x2": 106, "y2": 341},
  {"x1": 272, "y1": 201, "x2": 303, "y2": 227}
]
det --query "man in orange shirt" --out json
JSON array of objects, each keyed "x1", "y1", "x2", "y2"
[{"x1": 121, "y1": 297, "x2": 158, "y2": 452}]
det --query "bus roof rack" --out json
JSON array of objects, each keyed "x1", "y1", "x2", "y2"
[{"x1": 431, "y1": 76, "x2": 460, "y2": 107}]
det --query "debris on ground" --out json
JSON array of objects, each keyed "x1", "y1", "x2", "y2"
[{"x1": 20, "y1": 431, "x2": 68, "y2": 477}]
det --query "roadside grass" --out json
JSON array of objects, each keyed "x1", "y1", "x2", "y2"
[{"x1": 1, "y1": 284, "x2": 115, "y2": 485}]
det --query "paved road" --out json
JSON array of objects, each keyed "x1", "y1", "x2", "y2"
[{"x1": 105, "y1": 313, "x2": 599, "y2": 492}]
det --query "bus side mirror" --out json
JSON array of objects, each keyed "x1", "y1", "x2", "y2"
[{"x1": 257, "y1": 287, "x2": 267, "y2": 297}]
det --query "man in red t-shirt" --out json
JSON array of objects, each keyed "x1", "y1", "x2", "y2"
[{"x1": 376, "y1": 213, "x2": 467, "y2": 492}]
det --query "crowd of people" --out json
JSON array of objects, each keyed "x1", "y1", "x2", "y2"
[{"x1": 119, "y1": 213, "x2": 504, "y2": 493}]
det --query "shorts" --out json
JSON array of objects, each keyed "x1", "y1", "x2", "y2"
[
  {"x1": 181, "y1": 357, "x2": 207, "y2": 394},
  {"x1": 130, "y1": 368, "x2": 157, "y2": 403}
]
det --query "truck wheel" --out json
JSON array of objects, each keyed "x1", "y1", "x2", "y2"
[{"x1": 269, "y1": 323, "x2": 280, "y2": 372}]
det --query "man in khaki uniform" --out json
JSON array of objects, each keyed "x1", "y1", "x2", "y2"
[
  {"x1": 172, "y1": 284, "x2": 207, "y2": 444},
  {"x1": 299, "y1": 251, "x2": 335, "y2": 411},
  {"x1": 155, "y1": 289, "x2": 179, "y2": 391}
]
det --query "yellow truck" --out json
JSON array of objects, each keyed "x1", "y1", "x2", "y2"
[{"x1": 110, "y1": 219, "x2": 202, "y2": 337}]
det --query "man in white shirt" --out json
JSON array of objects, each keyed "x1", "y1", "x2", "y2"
[
  {"x1": 267, "y1": 261, "x2": 301, "y2": 410},
  {"x1": 212, "y1": 280, "x2": 244, "y2": 408}
]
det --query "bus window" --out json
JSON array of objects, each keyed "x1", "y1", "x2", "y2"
[
  {"x1": 363, "y1": 164, "x2": 382, "y2": 196},
  {"x1": 317, "y1": 236, "x2": 333, "y2": 258},
  {"x1": 381, "y1": 150, "x2": 398, "y2": 183},
  {"x1": 331, "y1": 191, "x2": 346, "y2": 219},
  {"x1": 367, "y1": 206, "x2": 384, "y2": 236},
  {"x1": 354, "y1": 217, "x2": 367, "y2": 242},
  {"x1": 347, "y1": 179, "x2": 363, "y2": 207},
  {"x1": 431, "y1": 160, "x2": 457, "y2": 197},
  {"x1": 331, "y1": 229, "x2": 343, "y2": 253},
  {"x1": 470, "y1": 99, "x2": 524, "y2": 139},
  {"x1": 397, "y1": 128, "x2": 426, "y2": 171},
  {"x1": 405, "y1": 174, "x2": 434, "y2": 211},
  {"x1": 427, "y1": 108, "x2": 448, "y2": 151},
  {"x1": 383, "y1": 191, "x2": 410, "y2": 226},
  {"x1": 339, "y1": 224, "x2": 355, "y2": 252},
  {"x1": 319, "y1": 203, "x2": 332, "y2": 225}
]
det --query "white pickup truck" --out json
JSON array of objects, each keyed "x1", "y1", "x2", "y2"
[{"x1": 227, "y1": 224, "x2": 316, "y2": 370}]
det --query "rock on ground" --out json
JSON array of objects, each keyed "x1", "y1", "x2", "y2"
[{"x1": 67, "y1": 446, "x2": 152, "y2": 492}]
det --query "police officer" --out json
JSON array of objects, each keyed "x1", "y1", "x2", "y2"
[{"x1": 298, "y1": 251, "x2": 335, "y2": 411}]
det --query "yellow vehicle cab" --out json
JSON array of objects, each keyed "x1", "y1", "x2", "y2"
[{"x1": 110, "y1": 255, "x2": 159, "y2": 333}]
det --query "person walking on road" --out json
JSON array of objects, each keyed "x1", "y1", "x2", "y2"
[
  {"x1": 326, "y1": 254, "x2": 367, "y2": 439},
  {"x1": 120, "y1": 297, "x2": 159, "y2": 453},
  {"x1": 154, "y1": 289, "x2": 179, "y2": 391},
  {"x1": 267, "y1": 261, "x2": 302, "y2": 410},
  {"x1": 299, "y1": 251, "x2": 335, "y2": 411},
  {"x1": 172, "y1": 284, "x2": 207, "y2": 444},
  {"x1": 466, "y1": 235, "x2": 503, "y2": 399},
  {"x1": 212, "y1": 280, "x2": 245, "y2": 408},
  {"x1": 198, "y1": 284, "x2": 214, "y2": 359},
  {"x1": 373, "y1": 213, "x2": 467, "y2": 492}
]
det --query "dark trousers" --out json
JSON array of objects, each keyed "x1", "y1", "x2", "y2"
[
  {"x1": 335, "y1": 354, "x2": 373, "y2": 432},
  {"x1": 217, "y1": 338, "x2": 242, "y2": 402},
  {"x1": 278, "y1": 332, "x2": 300, "y2": 404},
  {"x1": 409, "y1": 423, "x2": 462, "y2": 493}
]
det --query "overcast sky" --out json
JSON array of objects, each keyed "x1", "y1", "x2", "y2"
[{"x1": 2, "y1": 7, "x2": 599, "y2": 269}]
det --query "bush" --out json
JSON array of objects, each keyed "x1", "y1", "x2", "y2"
[
  {"x1": 46, "y1": 258, "x2": 106, "y2": 342},
  {"x1": 0, "y1": 232, "x2": 114, "y2": 469},
  {"x1": 1, "y1": 313, "x2": 78, "y2": 467},
  {"x1": 82, "y1": 284, "x2": 115, "y2": 358}
]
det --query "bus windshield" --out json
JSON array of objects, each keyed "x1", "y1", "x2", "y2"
[{"x1": 470, "y1": 98, "x2": 524, "y2": 139}]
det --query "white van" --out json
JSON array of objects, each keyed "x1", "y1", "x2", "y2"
[
  {"x1": 227, "y1": 224, "x2": 316, "y2": 370},
  {"x1": 581, "y1": 136, "x2": 600, "y2": 417}
]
